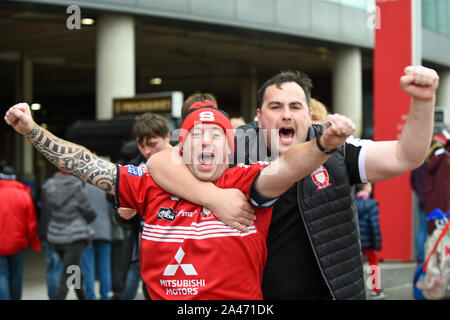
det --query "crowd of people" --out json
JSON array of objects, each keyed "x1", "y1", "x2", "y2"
[{"x1": 1, "y1": 64, "x2": 447, "y2": 300}]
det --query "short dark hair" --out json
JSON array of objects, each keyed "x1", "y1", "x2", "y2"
[
  {"x1": 132, "y1": 112, "x2": 169, "y2": 143},
  {"x1": 182, "y1": 92, "x2": 218, "y2": 119},
  {"x1": 257, "y1": 70, "x2": 313, "y2": 109}
]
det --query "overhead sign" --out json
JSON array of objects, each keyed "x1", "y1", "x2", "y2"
[{"x1": 113, "y1": 91, "x2": 183, "y2": 118}]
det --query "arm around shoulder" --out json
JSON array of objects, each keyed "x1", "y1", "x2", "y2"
[{"x1": 147, "y1": 146, "x2": 256, "y2": 232}]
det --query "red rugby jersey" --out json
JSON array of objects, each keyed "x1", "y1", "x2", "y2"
[{"x1": 117, "y1": 162, "x2": 273, "y2": 300}]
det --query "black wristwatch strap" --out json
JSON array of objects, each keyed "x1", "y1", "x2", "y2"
[{"x1": 315, "y1": 133, "x2": 337, "y2": 154}]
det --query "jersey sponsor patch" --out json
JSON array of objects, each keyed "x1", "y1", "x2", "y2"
[
  {"x1": 160, "y1": 247, "x2": 206, "y2": 297},
  {"x1": 126, "y1": 164, "x2": 148, "y2": 177},
  {"x1": 163, "y1": 247, "x2": 198, "y2": 276},
  {"x1": 177, "y1": 209, "x2": 196, "y2": 218},
  {"x1": 157, "y1": 207, "x2": 177, "y2": 221},
  {"x1": 200, "y1": 206, "x2": 214, "y2": 220},
  {"x1": 311, "y1": 166, "x2": 333, "y2": 190}
]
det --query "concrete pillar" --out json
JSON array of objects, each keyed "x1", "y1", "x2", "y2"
[
  {"x1": 240, "y1": 66, "x2": 258, "y2": 123},
  {"x1": 96, "y1": 14, "x2": 135, "y2": 120},
  {"x1": 332, "y1": 47, "x2": 363, "y2": 138}
]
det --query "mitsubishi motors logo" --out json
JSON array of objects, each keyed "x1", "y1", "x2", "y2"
[{"x1": 163, "y1": 247, "x2": 198, "y2": 276}]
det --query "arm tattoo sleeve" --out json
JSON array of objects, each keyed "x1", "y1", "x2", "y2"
[{"x1": 26, "y1": 123, "x2": 117, "y2": 193}]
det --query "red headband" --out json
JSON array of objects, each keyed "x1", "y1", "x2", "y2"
[{"x1": 188, "y1": 100, "x2": 218, "y2": 110}]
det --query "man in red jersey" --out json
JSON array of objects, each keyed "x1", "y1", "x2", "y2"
[{"x1": 5, "y1": 101, "x2": 354, "y2": 299}]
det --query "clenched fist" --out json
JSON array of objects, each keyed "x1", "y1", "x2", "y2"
[
  {"x1": 4, "y1": 103, "x2": 35, "y2": 135},
  {"x1": 400, "y1": 66, "x2": 439, "y2": 101},
  {"x1": 318, "y1": 114, "x2": 356, "y2": 152}
]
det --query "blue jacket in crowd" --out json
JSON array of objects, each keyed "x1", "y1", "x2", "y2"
[{"x1": 356, "y1": 193, "x2": 382, "y2": 251}]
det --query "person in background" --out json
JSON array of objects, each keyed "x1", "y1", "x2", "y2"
[
  {"x1": 0, "y1": 166, "x2": 41, "y2": 300},
  {"x1": 355, "y1": 183, "x2": 386, "y2": 300},
  {"x1": 424, "y1": 131, "x2": 449, "y2": 234},
  {"x1": 42, "y1": 170, "x2": 96, "y2": 300},
  {"x1": 38, "y1": 178, "x2": 63, "y2": 300},
  {"x1": 309, "y1": 98, "x2": 329, "y2": 124},
  {"x1": 80, "y1": 182, "x2": 113, "y2": 300},
  {"x1": 410, "y1": 162, "x2": 428, "y2": 263},
  {"x1": 231, "y1": 117, "x2": 246, "y2": 130},
  {"x1": 109, "y1": 140, "x2": 139, "y2": 300},
  {"x1": 181, "y1": 92, "x2": 218, "y2": 119}
]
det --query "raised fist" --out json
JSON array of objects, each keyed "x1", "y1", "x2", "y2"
[
  {"x1": 4, "y1": 103, "x2": 35, "y2": 135},
  {"x1": 400, "y1": 66, "x2": 439, "y2": 101}
]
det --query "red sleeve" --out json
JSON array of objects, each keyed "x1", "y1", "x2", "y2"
[
  {"x1": 26, "y1": 197, "x2": 41, "y2": 251},
  {"x1": 116, "y1": 164, "x2": 156, "y2": 217},
  {"x1": 216, "y1": 162, "x2": 269, "y2": 198}
]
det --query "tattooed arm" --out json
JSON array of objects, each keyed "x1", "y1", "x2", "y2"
[{"x1": 4, "y1": 103, "x2": 117, "y2": 194}]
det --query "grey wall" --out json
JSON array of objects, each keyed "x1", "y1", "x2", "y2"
[{"x1": 422, "y1": 28, "x2": 450, "y2": 68}]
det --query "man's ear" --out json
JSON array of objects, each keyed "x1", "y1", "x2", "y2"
[{"x1": 136, "y1": 138, "x2": 143, "y2": 150}]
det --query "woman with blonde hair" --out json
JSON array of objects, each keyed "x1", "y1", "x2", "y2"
[{"x1": 310, "y1": 98, "x2": 329, "y2": 124}]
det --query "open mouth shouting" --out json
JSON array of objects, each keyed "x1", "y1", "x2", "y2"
[
  {"x1": 279, "y1": 126, "x2": 295, "y2": 144},
  {"x1": 197, "y1": 151, "x2": 216, "y2": 168}
]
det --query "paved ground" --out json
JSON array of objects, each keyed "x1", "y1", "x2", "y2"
[
  {"x1": 363, "y1": 260, "x2": 417, "y2": 300},
  {"x1": 21, "y1": 249, "x2": 145, "y2": 300},
  {"x1": 20, "y1": 249, "x2": 417, "y2": 300}
]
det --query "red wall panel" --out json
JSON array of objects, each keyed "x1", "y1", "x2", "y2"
[{"x1": 374, "y1": 0, "x2": 413, "y2": 261}]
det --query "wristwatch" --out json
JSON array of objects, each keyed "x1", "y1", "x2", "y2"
[{"x1": 315, "y1": 132, "x2": 337, "y2": 154}]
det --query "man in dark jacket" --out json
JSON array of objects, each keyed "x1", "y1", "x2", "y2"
[{"x1": 147, "y1": 65, "x2": 439, "y2": 299}]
